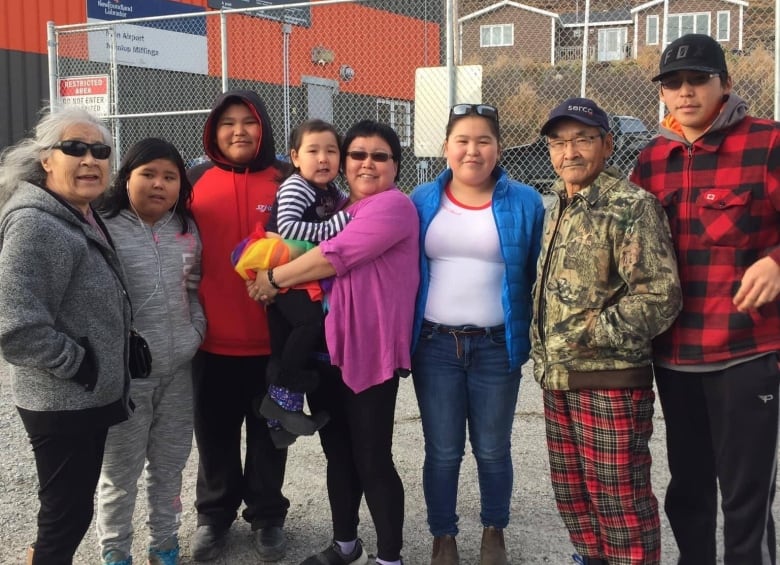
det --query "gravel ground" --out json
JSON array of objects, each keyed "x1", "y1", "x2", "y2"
[{"x1": 1, "y1": 361, "x2": 777, "y2": 565}]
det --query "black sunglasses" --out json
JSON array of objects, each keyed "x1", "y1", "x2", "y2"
[
  {"x1": 658, "y1": 72, "x2": 720, "y2": 90},
  {"x1": 345, "y1": 150, "x2": 393, "y2": 163},
  {"x1": 52, "y1": 140, "x2": 112, "y2": 160},
  {"x1": 449, "y1": 104, "x2": 499, "y2": 122}
]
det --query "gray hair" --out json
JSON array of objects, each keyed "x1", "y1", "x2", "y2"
[{"x1": 0, "y1": 106, "x2": 113, "y2": 210}]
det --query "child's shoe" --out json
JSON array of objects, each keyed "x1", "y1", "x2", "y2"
[
  {"x1": 148, "y1": 535, "x2": 179, "y2": 565},
  {"x1": 103, "y1": 549, "x2": 132, "y2": 565},
  {"x1": 269, "y1": 426, "x2": 298, "y2": 449},
  {"x1": 256, "y1": 393, "x2": 328, "y2": 436}
]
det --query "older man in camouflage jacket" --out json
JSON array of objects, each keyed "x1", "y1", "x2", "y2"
[{"x1": 530, "y1": 97, "x2": 682, "y2": 565}]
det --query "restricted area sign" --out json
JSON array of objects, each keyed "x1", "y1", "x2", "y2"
[{"x1": 58, "y1": 75, "x2": 110, "y2": 117}]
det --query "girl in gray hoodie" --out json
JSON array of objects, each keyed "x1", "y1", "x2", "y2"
[{"x1": 95, "y1": 138, "x2": 206, "y2": 565}]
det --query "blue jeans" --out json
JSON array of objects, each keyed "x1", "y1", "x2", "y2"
[{"x1": 412, "y1": 322, "x2": 522, "y2": 537}]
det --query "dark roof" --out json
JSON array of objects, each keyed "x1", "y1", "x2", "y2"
[{"x1": 559, "y1": 8, "x2": 631, "y2": 25}]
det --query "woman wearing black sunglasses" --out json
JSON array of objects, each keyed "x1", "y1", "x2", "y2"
[
  {"x1": 409, "y1": 104, "x2": 545, "y2": 565},
  {"x1": 0, "y1": 106, "x2": 132, "y2": 564}
]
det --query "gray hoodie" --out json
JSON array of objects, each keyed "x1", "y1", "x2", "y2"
[
  {"x1": 101, "y1": 209, "x2": 205, "y2": 376},
  {"x1": 0, "y1": 181, "x2": 132, "y2": 434}
]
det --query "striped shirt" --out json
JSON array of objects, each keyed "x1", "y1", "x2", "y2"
[{"x1": 266, "y1": 173, "x2": 349, "y2": 242}]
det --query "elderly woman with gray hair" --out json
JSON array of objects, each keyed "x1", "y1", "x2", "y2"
[{"x1": 0, "y1": 106, "x2": 132, "y2": 564}]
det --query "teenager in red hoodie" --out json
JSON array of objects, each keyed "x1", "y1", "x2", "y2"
[{"x1": 187, "y1": 90, "x2": 289, "y2": 562}]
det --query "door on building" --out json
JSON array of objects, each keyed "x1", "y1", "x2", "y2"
[
  {"x1": 302, "y1": 75, "x2": 338, "y2": 121},
  {"x1": 597, "y1": 28, "x2": 627, "y2": 61}
]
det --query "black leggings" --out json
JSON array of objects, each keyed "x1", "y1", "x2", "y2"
[
  {"x1": 266, "y1": 289, "x2": 324, "y2": 393},
  {"x1": 308, "y1": 365, "x2": 404, "y2": 561},
  {"x1": 27, "y1": 426, "x2": 108, "y2": 565}
]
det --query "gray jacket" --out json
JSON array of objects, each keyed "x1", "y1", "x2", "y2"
[
  {"x1": 102, "y1": 209, "x2": 205, "y2": 376},
  {"x1": 0, "y1": 181, "x2": 132, "y2": 433}
]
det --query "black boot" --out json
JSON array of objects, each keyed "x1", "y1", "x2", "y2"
[{"x1": 255, "y1": 394, "x2": 329, "y2": 436}]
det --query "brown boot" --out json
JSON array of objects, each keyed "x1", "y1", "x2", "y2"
[
  {"x1": 431, "y1": 535, "x2": 459, "y2": 565},
  {"x1": 480, "y1": 526, "x2": 508, "y2": 565},
  {"x1": 26, "y1": 546, "x2": 34, "y2": 565}
]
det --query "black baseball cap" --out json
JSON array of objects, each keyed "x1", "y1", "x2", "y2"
[
  {"x1": 540, "y1": 97, "x2": 610, "y2": 135},
  {"x1": 652, "y1": 34, "x2": 728, "y2": 82}
]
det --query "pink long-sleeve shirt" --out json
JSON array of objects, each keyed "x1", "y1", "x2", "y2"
[{"x1": 320, "y1": 187, "x2": 420, "y2": 393}]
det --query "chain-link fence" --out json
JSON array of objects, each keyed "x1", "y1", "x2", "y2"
[{"x1": 49, "y1": 0, "x2": 777, "y2": 192}]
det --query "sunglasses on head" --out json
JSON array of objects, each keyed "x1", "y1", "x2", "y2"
[
  {"x1": 345, "y1": 150, "x2": 393, "y2": 163},
  {"x1": 449, "y1": 104, "x2": 499, "y2": 122},
  {"x1": 52, "y1": 140, "x2": 112, "y2": 160},
  {"x1": 658, "y1": 72, "x2": 720, "y2": 90}
]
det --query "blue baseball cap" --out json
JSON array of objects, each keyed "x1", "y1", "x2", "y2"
[{"x1": 541, "y1": 97, "x2": 610, "y2": 135}]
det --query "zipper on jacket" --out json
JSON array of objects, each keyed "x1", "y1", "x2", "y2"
[{"x1": 535, "y1": 190, "x2": 567, "y2": 386}]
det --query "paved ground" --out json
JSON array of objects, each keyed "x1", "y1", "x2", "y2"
[{"x1": 1, "y1": 362, "x2": 777, "y2": 564}]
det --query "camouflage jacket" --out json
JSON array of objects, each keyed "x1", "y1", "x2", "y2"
[{"x1": 531, "y1": 168, "x2": 682, "y2": 390}]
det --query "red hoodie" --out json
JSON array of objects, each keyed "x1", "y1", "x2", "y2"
[{"x1": 188, "y1": 90, "x2": 280, "y2": 356}]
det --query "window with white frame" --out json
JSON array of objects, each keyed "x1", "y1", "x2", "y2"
[
  {"x1": 376, "y1": 99, "x2": 411, "y2": 148},
  {"x1": 480, "y1": 23, "x2": 514, "y2": 47},
  {"x1": 646, "y1": 15, "x2": 659, "y2": 45},
  {"x1": 667, "y1": 13, "x2": 710, "y2": 42},
  {"x1": 717, "y1": 11, "x2": 730, "y2": 41}
]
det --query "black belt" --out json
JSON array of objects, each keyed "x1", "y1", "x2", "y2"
[{"x1": 422, "y1": 321, "x2": 504, "y2": 336}]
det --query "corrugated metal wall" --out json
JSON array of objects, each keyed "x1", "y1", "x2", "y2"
[
  {"x1": 0, "y1": 50, "x2": 49, "y2": 147},
  {"x1": 0, "y1": 0, "x2": 82, "y2": 148}
]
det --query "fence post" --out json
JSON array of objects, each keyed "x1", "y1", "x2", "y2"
[
  {"x1": 775, "y1": 0, "x2": 779, "y2": 120},
  {"x1": 446, "y1": 0, "x2": 456, "y2": 107},
  {"x1": 220, "y1": 11, "x2": 229, "y2": 93},
  {"x1": 47, "y1": 22, "x2": 58, "y2": 110}
]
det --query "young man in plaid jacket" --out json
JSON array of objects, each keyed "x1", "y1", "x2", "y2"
[{"x1": 631, "y1": 33, "x2": 780, "y2": 564}]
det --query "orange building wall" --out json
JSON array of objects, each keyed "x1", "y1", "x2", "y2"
[
  {"x1": 1, "y1": 0, "x2": 440, "y2": 101},
  {"x1": 212, "y1": 4, "x2": 440, "y2": 99},
  {"x1": 0, "y1": 0, "x2": 204, "y2": 53}
]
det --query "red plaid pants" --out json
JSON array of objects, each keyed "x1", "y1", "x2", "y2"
[{"x1": 543, "y1": 388, "x2": 661, "y2": 564}]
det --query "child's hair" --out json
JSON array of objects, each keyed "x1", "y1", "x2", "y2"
[
  {"x1": 277, "y1": 119, "x2": 342, "y2": 184},
  {"x1": 99, "y1": 138, "x2": 195, "y2": 234}
]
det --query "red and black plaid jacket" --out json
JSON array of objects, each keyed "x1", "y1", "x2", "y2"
[{"x1": 631, "y1": 109, "x2": 780, "y2": 366}]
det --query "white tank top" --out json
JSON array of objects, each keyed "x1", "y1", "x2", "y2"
[{"x1": 423, "y1": 187, "x2": 505, "y2": 327}]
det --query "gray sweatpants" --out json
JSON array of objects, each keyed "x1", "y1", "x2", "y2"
[{"x1": 96, "y1": 366, "x2": 194, "y2": 557}]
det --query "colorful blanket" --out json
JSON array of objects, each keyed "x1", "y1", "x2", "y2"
[{"x1": 231, "y1": 225, "x2": 321, "y2": 301}]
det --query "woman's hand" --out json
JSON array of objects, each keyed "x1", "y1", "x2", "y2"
[{"x1": 246, "y1": 271, "x2": 278, "y2": 304}]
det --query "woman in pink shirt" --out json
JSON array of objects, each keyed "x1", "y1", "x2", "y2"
[{"x1": 250, "y1": 120, "x2": 419, "y2": 565}]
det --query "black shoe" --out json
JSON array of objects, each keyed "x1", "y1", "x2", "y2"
[
  {"x1": 269, "y1": 426, "x2": 298, "y2": 449},
  {"x1": 254, "y1": 526, "x2": 287, "y2": 561},
  {"x1": 258, "y1": 394, "x2": 329, "y2": 436},
  {"x1": 191, "y1": 524, "x2": 228, "y2": 562},
  {"x1": 299, "y1": 539, "x2": 368, "y2": 565}
]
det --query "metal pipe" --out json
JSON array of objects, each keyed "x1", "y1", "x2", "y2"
[
  {"x1": 46, "y1": 22, "x2": 59, "y2": 110},
  {"x1": 221, "y1": 12, "x2": 229, "y2": 92},
  {"x1": 446, "y1": 0, "x2": 455, "y2": 107},
  {"x1": 775, "y1": 0, "x2": 779, "y2": 119},
  {"x1": 580, "y1": 0, "x2": 590, "y2": 96}
]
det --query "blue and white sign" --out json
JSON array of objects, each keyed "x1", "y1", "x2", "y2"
[
  {"x1": 207, "y1": 0, "x2": 311, "y2": 28},
  {"x1": 87, "y1": 0, "x2": 208, "y2": 75}
]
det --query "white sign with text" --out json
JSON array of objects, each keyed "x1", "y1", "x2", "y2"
[
  {"x1": 86, "y1": 0, "x2": 208, "y2": 75},
  {"x1": 58, "y1": 75, "x2": 111, "y2": 117}
]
